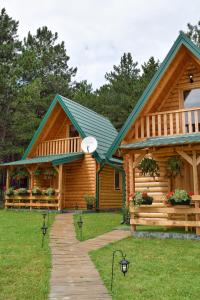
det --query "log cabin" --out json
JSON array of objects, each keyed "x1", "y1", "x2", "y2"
[
  {"x1": 1, "y1": 95, "x2": 124, "y2": 210},
  {"x1": 108, "y1": 32, "x2": 200, "y2": 234}
]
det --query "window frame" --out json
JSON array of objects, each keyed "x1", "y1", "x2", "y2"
[{"x1": 114, "y1": 169, "x2": 121, "y2": 191}]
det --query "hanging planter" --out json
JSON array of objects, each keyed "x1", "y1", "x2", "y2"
[
  {"x1": 166, "y1": 156, "x2": 183, "y2": 178},
  {"x1": 10, "y1": 167, "x2": 29, "y2": 181},
  {"x1": 138, "y1": 157, "x2": 160, "y2": 177},
  {"x1": 33, "y1": 168, "x2": 43, "y2": 177},
  {"x1": 43, "y1": 167, "x2": 57, "y2": 179}
]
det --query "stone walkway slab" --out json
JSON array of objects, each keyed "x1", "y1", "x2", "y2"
[{"x1": 49, "y1": 214, "x2": 130, "y2": 300}]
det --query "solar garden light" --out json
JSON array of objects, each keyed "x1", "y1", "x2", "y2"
[
  {"x1": 77, "y1": 215, "x2": 83, "y2": 240},
  {"x1": 111, "y1": 249, "x2": 130, "y2": 292}
]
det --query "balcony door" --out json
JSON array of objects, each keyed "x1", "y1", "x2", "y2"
[{"x1": 183, "y1": 88, "x2": 200, "y2": 133}]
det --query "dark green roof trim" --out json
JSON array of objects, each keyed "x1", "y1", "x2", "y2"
[
  {"x1": 120, "y1": 133, "x2": 200, "y2": 150},
  {"x1": 106, "y1": 157, "x2": 123, "y2": 166},
  {"x1": 52, "y1": 153, "x2": 84, "y2": 166},
  {"x1": 22, "y1": 95, "x2": 58, "y2": 159},
  {"x1": 107, "y1": 32, "x2": 200, "y2": 158},
  {"x1": 1, "y1": 153, "x2": 84, "y2": 167},
  {"x1": 23, "y1": 94, "x2": 118, "y2": 163}
]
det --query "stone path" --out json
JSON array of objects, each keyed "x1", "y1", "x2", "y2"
[{"x1": 49, "y1": 214, "x2": 130, "y2": 300}]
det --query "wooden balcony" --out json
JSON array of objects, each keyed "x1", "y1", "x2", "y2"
[
  {"x1": 134, "y1": 107, "x2": 200, "y2": 140},
  {"x1": 34, "y1": 137, "x2": 82, "y2": 156}
]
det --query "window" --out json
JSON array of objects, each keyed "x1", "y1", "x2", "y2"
[
  {"x1": 183, "y1": 88, "x2": 200, "y2": 108},
  {"x1": 69, "y1": 125, "x2": 79, "y2": 137},
  {"x1": 114, "y1": 170, "x2": 120, "y2": 190}
]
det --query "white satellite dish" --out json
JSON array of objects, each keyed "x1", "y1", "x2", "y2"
[{"x1": 81, "y1": 136, "x2": 98, "y2": 154}]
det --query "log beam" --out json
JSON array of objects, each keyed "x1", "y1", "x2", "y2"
[
  {"x1": 192, "y1": 151, "x2": 199, "y2": 195},
  {"x1": 176, "y1": 150, "x2": 193, "y2": 165},
  {"x1": 6, "y1": 168, "x2": 10, "y2": 190}
]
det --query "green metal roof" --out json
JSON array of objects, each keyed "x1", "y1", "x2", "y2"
[
  {"x1": 120, "y1": 133, "x2": 200, "y2": 150},
  {"x1": 1, "y1": 153, "x2": 84, "y2": 167},
  {"x1": 22, "y1": 95, "x2": 118, "y2": 163},
  {"x1": 107, "y1": 32, "x2": 200, "y2": 158}
]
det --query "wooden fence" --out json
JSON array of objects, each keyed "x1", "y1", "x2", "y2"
[
  {"x1": 5, "y1": 189, "x2": 59, "y2": 210},
  {"x1": 130, "y1": 195, "x2": 200, "y2": 235}
]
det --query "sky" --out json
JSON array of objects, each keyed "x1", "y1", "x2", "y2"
[{"x1": 2, "y1": 0, "x2": 200, "y2": 89}]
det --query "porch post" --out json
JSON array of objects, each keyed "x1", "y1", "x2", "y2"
[
  {"x1": 58, "y1": 164, "x2": 63, "y2": 211},
  {"x1": 6, "y1": 168, "x2": 10, "y2": 190},
  {"x1": 128, "y1": 153, "x2": 134, "y2": 199},
  {"x1": 128, "y1": 153, "x2": 136, "y2": 233},
  {"x1": 192, "y1": 151, "x2": 199, "y2": 195}
]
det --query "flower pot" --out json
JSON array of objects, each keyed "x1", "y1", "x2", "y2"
[
  {"x1": 87, "y1": 203, "x2": 93, "y2": 210},
  {"x1": 170, "y1": 199, "x2": 191, "y2": 206},
  {"x1": 142, "y1": 198, "x2": 153, "y2": 205}
]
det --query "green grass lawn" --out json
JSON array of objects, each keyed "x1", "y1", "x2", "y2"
[
  {"x1": 0, "y1": 210, "x2": 55, "y2": 300},
  {"x1": 73, "y1": 212, "x2": 123, "y2": 241},
  {"x1": 90, "y1": 237, "x2": 200, "y2": 300}
]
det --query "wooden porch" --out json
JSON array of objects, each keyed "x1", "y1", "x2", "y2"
[
  {"x1": 130, "y1": 195, "x2": 200, "y2": 235},
  {"x1": 132, "y1": 107, "x2": 200, "y2": 140},
  {"x1": 5, "y1": 164, "x2": 64, "y2": 210},
  {"x1": 33, "y1": 136, "x2": 82, "y2": 157},
  {"x1": 124, "y1": 144, "x2": 200, "y2": 235}
]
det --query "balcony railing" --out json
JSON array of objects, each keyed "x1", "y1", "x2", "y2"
[
  {"x1": 34, "y1": 137, "x2": 82, "y2": 156},
  {"x1": 133, "y1": 107, "x2": 200, "y2": 140}
]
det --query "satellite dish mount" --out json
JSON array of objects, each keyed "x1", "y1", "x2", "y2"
[{"x1": 81, "y1": 136, "x2": 98, "y2": 154}]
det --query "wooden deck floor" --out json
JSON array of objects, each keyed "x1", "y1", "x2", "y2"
[{"x1": 49, "y1": 214, "x2": 130, "y2": 300}]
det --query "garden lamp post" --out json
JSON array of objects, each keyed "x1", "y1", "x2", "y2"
[
  {"x1": 77, "y1": 215, "x2": 83, "y2": 240},
  {"x1": 41, "y1": 213, "x2": 48, "y2": 248},
  {"x1": 111, "y1": 249, "x2": 130, "y2": 292}
]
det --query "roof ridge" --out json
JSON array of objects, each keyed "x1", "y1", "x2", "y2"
[{"x1": 59, "y1": 95, "x2": 113, "y2": 124}]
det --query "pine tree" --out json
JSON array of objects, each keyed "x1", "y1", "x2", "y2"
[{"x1": 0, "y1": 8, "x2": 21, "y2": 161}]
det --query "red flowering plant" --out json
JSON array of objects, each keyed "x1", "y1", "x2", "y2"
[
  {"x1": 132, "y1": 191, "x2": 153, "y2": 206},
  {"x1": 164, "y1": 189, "x2": 193, "y2": 206}
]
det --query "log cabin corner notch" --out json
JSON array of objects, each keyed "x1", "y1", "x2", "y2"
[
  {"x1": 108, "y1": 32, "x2": 200, "y2": 234},
  {"x1": 1, "y1": 95, "x2": 124, "y2": 210}
]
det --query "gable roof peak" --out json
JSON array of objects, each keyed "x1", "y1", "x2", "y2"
[{"x1": 107, "y1": 33, "x2": 200, "y2": 158}]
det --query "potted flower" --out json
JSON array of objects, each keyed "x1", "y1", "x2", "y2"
[
  {"x1": 15, "y1": 188, "x2": 30, "y2": 196},
  {"x1": 164, "y1": 189, "x2": 193, "y2": 206},
  {"x1": 84, "y1": 194, "x2": 96, "y2": 210},
  {"x1": 5, "y1": 187, "x2": 14, "y2": 196},
  {"x1": 132, "y1": 192, "x2": 153, "y2": 206},
  {"x1": 44, "y1": 187, "x2": 55, "y2": 196},
  {"x1": 32, "y1": 187, "x2": 42, "y2": 196}
]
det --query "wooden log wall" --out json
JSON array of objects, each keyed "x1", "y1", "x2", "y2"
[
  {"x1": 99, "y1": 165, "x2": 123, "y2": 209},
  {"x1": 62, "y1": 155, "x2": 96, "y2": 209},
  {"x1": 134, "y1": 154, "x2": 198, "y2": 196}
]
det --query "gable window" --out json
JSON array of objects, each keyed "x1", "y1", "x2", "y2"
[
  {"x1": 183, "y1": 89, "x2": 200, "y2": 132},
  {"x1": 69, "y1": 125, "x2": 79, "y2": 137},
  {"x1": 114, "y1": 170, "x2": 120, "y2": 190},
  {"x1": 183, "y1": 89, "x2": 200, "y2": 108}
]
